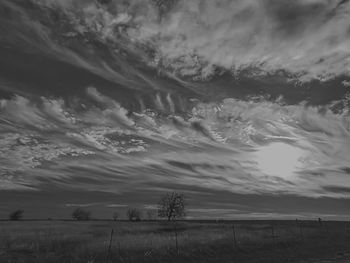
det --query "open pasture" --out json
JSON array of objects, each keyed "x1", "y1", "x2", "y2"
[{"x1": 1, "y1": 220, "x2": 350, "y2": 263}]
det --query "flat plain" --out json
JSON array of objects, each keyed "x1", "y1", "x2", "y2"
[{"x1": 0, "y1": 220, "x2": 350, "y2": 263}]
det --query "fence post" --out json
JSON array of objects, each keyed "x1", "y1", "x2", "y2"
[
  {"x1": 232, "y1": 224, "x2": 238, "y2": 250},
  {"x1": 324, "y1": 221, "x2": 329, "y2": 236},
  {"x1": 106, "y1": 229, "x2": 114, "y2": 263},
  {"x1": 271, "y1": 225, "x2": 276, "y2": 246},
  {"x1": 298, "y1": 222, "x2": 303, "y2": 241},
  {"x1": 174, "y1": 222, "x2": 179, "y2": 255}
]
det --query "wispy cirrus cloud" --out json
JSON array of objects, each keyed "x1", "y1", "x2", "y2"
[{"x1": 2, "y1": 89, "x2": 350, "y2": 200}]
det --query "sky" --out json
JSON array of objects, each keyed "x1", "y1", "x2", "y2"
[{"x1": 1, "y1": 0, "x2": 350, "y2": 220}]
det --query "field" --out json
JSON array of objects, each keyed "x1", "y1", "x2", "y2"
[{"x1": 1, "y1": 220, "x2": 350, "y2": 263}]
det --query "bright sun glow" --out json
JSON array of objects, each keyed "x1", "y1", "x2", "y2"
[{"x1": 254, "y1": 142, "x2": 304, "y2": 178}]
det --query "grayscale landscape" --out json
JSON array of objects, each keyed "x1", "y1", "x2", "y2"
[{"x1": 1, "y1": 0, "x2": 350, "y2": 262}]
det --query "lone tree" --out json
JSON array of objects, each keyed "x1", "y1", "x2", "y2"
[
  {"x1": 126, "y1": 208, "x2": 142, "y2": 221},
  {"x1": 158, "y1": 192, "x2": 185, "y2": 221},
  {"x1": 9, "y1": 209, "x2": 24, "y2": 221},
  {"x1": 72, "y1": 208, "x2": 91, "y2": 221}
]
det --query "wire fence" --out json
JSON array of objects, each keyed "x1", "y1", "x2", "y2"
[{"x1": 1, "y1": 220, "x2": 350, "y2": 263}]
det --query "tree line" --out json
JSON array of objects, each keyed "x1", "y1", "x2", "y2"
[{"x1": 7, "y1": 192, "x2": 186, "y2": 222}]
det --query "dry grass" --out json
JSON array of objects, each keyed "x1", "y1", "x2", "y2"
[{"x1": 0, "y1": 220, "x2": 350, "y2": 263}]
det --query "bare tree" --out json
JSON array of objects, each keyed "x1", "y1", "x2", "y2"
[
  {"x1": 113, "y1": 211, "x2": 119, "y2": 221},
  {"x1": 126, "y1": 208, "x2": 142, "y2": 221},
  {"x1": 158, "y1": 192, "x2": 185, "y2": 221},
  {"x1": 9, "y1": 209, "x2": 24, "y2": 221},
  {"x1": 72, "y1": 208, "x2": 91, "y2": 221}
]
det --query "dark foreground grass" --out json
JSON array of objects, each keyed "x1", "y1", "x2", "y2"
[{"x1": 0, "y1": 220, "x2": 350, "y2": 263}]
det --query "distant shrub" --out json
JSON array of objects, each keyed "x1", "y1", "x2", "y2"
[
  {"x1": 147, "y1": 210, "x2": 156, "y2": 220},
  {"x1": 113, "y1": 212, "x2": 119, "y2": 221},
  {"x1": 71, "y1": 208, "x2": 91, "y2": 221},
  {"x1": 9, "y1": 210, "x2": 24, "y2": 221},
  {"x1": 158, "y1": 192, "x2": 185, "y2": 221},
  {"x1": 126, "y1": 208, "x2": 142, "y2": 221}
]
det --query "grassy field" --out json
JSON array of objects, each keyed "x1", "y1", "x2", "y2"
[{"x1": 0, "y1": 220, "x2": 350, "y2": 263}]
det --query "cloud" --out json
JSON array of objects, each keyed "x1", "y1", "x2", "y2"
[
  {"x1": 86, "y1": 87, "x2": 135, "y2": 127},
  {"x1": 0, "y1": 96, "x2": 47, "y2": 129},
  {"x1": 9, "y1": 0, "x2": 350, "y2": 82},
  {"x1": 49, "y1": 0, "x2": 350, "y2": 81},
  {"x1": 342, "y1": 80, "x2": 350, "y2": 87},
  {"x1": 0, "y1": 96, "x2": 76, "y2": 130},
  {"x1": 65, "y1": 203, "x2": 102, "y2": 207},
  {"x1": 0, "y1": 177, "x2": 36, "y2": 191},
  {"x1": 7, "y1": 0, "x2": 350, "y2": 82},
  {"x1": 143, "y1": 204, "x2": 157, "y2": 210},
  {"x1": 322, "y1": 185, "x2": 350, "y2": 194},
  {"x1": 0, "y1": 133, "x2": 93, "y2": 176},
  {"x1": 106, "y1": 204, "x2": 128, "y2": 207},
  {"x1": 41, "y1": 98, "x2": 76, "y2": 126},
  {"x1": 2, "y1": 88, "x2": 350, "y2": 198},
  {"x1": 145, "y1": 0, "x2": 350, "y2": 80}
]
